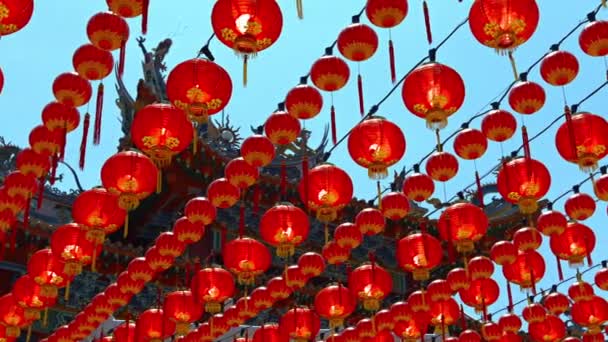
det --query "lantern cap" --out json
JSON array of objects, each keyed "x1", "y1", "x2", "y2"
[
  {"x1": 299, "y1": 76, "x2": 308, "y2": 84},
  {"x1": 549, "y1": 44, "x2": 560, "y2": 51},
  {"x1": 428, "y1": 48, "x2": 436, "y2": 62},
  {"x1": 413, "y1": 164, "x2": 421, "y2": 172},
  {"x1": 546, "y1": 201, "x2": 553, "y2": 210},
  {"x1": 600, "y1": 165, "x2": 607, "y2": 174},
  {"x1": 587, "y1": 11, "x2": 596, "y2": 22},
  {"x1": 351, "y1": 15, "x2": 360, "y2": 24},
  {"x1": 572, "y1": 185, "x2": 580, "y2": 193},
  {"x1": 519, "y1": 72, "x2": 528, "y2": 81},
  {"x1": 277, "y1": 102, "x2": 285, "y2": 111},
  {"x1": 460, "y1": 122, "x2": 469, "y2": 129},
  {"x1": 491, "y1": 102, "x2": 500, "y2": 110},
  {"x1": 324, "y1": 47, "x2": 333, "y2": 55}
]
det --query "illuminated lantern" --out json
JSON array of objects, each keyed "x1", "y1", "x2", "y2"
[
  {"x1": 28, "y1": 125, "x2": 62, "y2": 167},
  {"x1": 513, "y1": 227, "x2": 542, "y2": 251},
  {"x1": 224, "y1": 306, "x2": 243, "y2": 328},
  {"x1": 595, "y1": 267, "x2": 608, "y2": 290},
  {"x1": 240, "y1": 134, "x2": 276, "y2": 168},
  {"x1": 112, "y1": 322, "x2": 136, "y2": 342},
  {"x1": 322, "y1": 241, "x2": 351, "y2": 265},
  {"x1": 460, "y1": 330, "x2": 482, "y2": 342},
  {"x1": 284, "y1": 265, "x2": 308, "y2": 289},
  {"x1": 334, "y1": 222, "x2": 363, "y2": 249},
  {"x1": 571, "y1": 296, "x2": 608, "y2": 334},
  {"x1": 163, "y1": 291, "x2": 203, "y2": 336},
  {"x1": 267, "y1": 277, "x2": 292, "y2": 300},
  {"x1": 523, "y1": 303, "x2": 547, "y2": 324},
  {"x1": 543, "y1": 292, "x2": 570, "y2": 315},
  {"x1": 285, "y1": 85, "x2": 323, "y2": 120},
  {"x1": 438, "y1": 203, "x2": 488, "y2": 253},
  {"x1": 468, "y1": 0, "x2": 539, "y2": 52},
  {"x1": 401, "y1": 62, "x2": 465, "y2": 129},
  {"x1": 454, "y1": 128, "x2": 488, "y2": 161},
  {"x1": 155, "y1": 232, "x2": 186, "y2": 258},
  {"x1": 550, "y1": 222, "x2": 596, "y2": 267},
  {"x1": 51, "y1": 223, "x2": 98, "y2": 277},
  {"x1": 0, "y1": 190, "x2": 26, "y2": 216},
  {"x1": 593, "y1": 173, "x2": 608, "y2": 201},
  {"x1": 236, "y1": 296, "x2": 257, "y2": 321},
  {"x1": 314, "y1": 284, "x2": 357, "y2": 330},
  {"x1": 582, "y1": 333, "x2": 604, "y2": 342},
  {"x1": 402, "y1": 169, "x2": 435, "y2": 202},
  {"x1": 184, "y1": 197, "x2": 216, "y2": 226},
  {"x1": 429, "y1": 298, "x2": 461, "y2": 328},
  {"x1": 498, "y1": 313, "x2": 522, "y2": 334},
  {"x1": 536, "y1": 209, "x2": 567, "y2": 236},
  {"x1": 86, "y1": 12, "x2": 129, "y2": 75},
  {"x1": 225, "y1": 157, "x2": 259, "y2": 190},
  {"x1": 16, "y1": 148, "x2": 50, "y2": 179},
  {"x1": 374, "y1": 309, "x2": 395, "y2": 332},
  {"x1": 348, "y1": 117, "x2": 406, "y2": 179},
  {"x1": 117, "y1": 271, "x2": 145, "y2": 295},
  {"x1": 481, "y1": 322, "x2": 502, "y2": 341},
  {"x1": 41, "y1": 101, "x2": 80, "y2": 154},
  {"x1": 144, "y1": 247, "x2": 174, "y2": 272},
  {"x1": 529, "y1": 314, "x2": 566, "y2": 342},
  {"x1": 0, "y1": 294, "x2": 28, "y2": 338},
  {"x1": 348, "y1": 261, "x2": 393, "y2": 311},
  {"x1": 264, "y1": 110, "x2": 301, "y2": 145},
  {"x1": 490, "y1": 240, "x2": 517, "y2": 266},
  {"x1": 381, "y1": 191, "x2": 410, "y2": 220},
  {"x1": 540, "y1": 50, "x2": 579, "y2": 86},
  {"x1": 565, "y1": 192, "x2": 596, "y2": 220},
  {"x1": 101, "y1": 151, "x2": 158, "y2": 212},
  {"x1": 357, "y1": 319, "x2": 376, "y2": 339},
  {"x1": 393, "y1": 316, "x2": 428, "y2": 341},
  {"x1": 390, "y1": 301, "x2": 412, "y2": 322},
  {"x1": 211, "y1": 0, "x2": 283, "y2": 85},
  {"x1": 12, "y1": 275, "x2": 55, "y2": 321},
  {"x1": 91, "y1": 293, "x2": 114, "y2": 317},
  {"x1": 503, "y1": 250, "x2": 545, "y2": 292},
  {"x1": 106, "y1": 283, "x2": 132, "y2": 308},
  {"x1": 136, "y1": 309, "x2": 176, "y2": 342},
  {"x1": 508, "y1": 81, "x2": 545, "y2": 115},
  {"x1": 166, "y1": 58, "x2": 232, "y2": 123},
  {"x1": 427, "y1": 279, "x2": 452, "y2": 302},
  {"x1": 172, "y1": 216, "x2": 205, "y2": 244},
  {"x1": 579, "y1": 20, "x2": 608, "y2": 57},
  {"x1": 459, "y1": 278, "x2": 500, "y2": 313},
  {"x1": 72, "y1": 44, "x2": 114, "y2": 81},
  {"x1": 0, "y1": 0, "x2": 34, "y2": 35},
  {"x1": 27, "y1": 249, "x2": 70, "y2": 299},
  {"x1": 355, "y1": 208, "x2": 385, "y2": 236},
  {"x1": 396, "y1": 232, "x2": 442, "y2": 281},
  {"x1": 191, "y1": 267, "x2": 235, "y2": 314},
  {"x1": 252, "y1": 324, "x2": 282, "y2": 342},
  {"x1": 425, "y1": 152, "x2": 459, "y2": 182},
  {"x1": 250, "y1": 287, "x2": 274, "y2": 311},
  {"x1": 447, "y1": 267, "x2": 469, "y2": 292},
  {"x1": 297, "y1": 252, "x2": 325, "y2": 277},
  {"x1": 468, "y1": 256, "x2": 495, "y2": 280},
  {"x1": 126, "y1": 257, "x2": 155, "y2": 282},
  {"x1": 131, "y1": 103, "x2": 194, "y2": 168},
  {"x1": 52, "y1": 73, "x2": 92, "y2": 108},
  {"x1": 106, "y1": 0, "x2": 149, "y2": 33},
  {"x1": 279, "y1": 307, "x2": 320, "y2": 342},
  {"x1": 481, "y1": 109, "x2": 517, "y2": 142},
  {"x1": 496, "y1": 157, "x2": 551, "y2": 214},
  {"x1": 223, "y1": 237, "x2": 271, "y2": 285},
  {"x1": 299, "y1": 163, "x2": 353, "y2": 222},
  {"x1": 207, "y1": 178, "x2": 240, "y2": 209},
  {"x1": 555, "y1": 112, "x2": 608, "y2": 172}
]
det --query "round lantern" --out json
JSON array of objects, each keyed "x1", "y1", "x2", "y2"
[
  {"x1": 299, "y1": 163, "x2": 353, "y2": 222},
  {"x1": 393, "y1": 317, "x2": 428, "y2": 341},
  {"x1": 155, "y1": 232, "x2": 185, "y2": 258},
  {"x1": 429, "y1": 298, "x2": 461, "y2": 328},
  {"x1": 401, "y1": 62, "x2": 465, "y2": 129},
  {"x1": 447, "y1": 267, "x2": 469, "y2": 292},
  {"x1": 402, "y1": 170, "x2": 435, "y2": 202},
  {"x1": 337, "y1": 23, "x2": 378, "y2": 62},
  {"x1": 52, "y1": 72, "x2": 93, "y2": 108},
  {"x1": 396, "y1": 232, "x2": 443, "y2": 281},
  {"x1": 223, "y1": 237, "x2": 271, "y2": 285},
  {"x1": 27, "y1": 249, "x2": 70, "y2": 299},
  {"x1": 481, "y1": 322, "x2": 503, "y2": 341},
  {"x1": 0, "y1": 294, "x2": 29, "y2": 338},
  {"x1": 106, "y1": 0, "x2": 148, "y2": 33},
  {"x1": 490, "y1": 240, "x2": 518, "y2": 266},
  {"x1": 334, "y1": 222, "x2": 363, "y2": 249},
  {"x1": 503, "y1": 250, "x2": 545, "y2": 292},
  {"x1": 565, "y1": 192, "x2": 596, "y2": 221},
  {"x1": 240, "y1": 134, "x2": 276, "y2": 168},
  {"x1": 537, "y1": 209, "x2": 567, "y2": 236},
  {"x1": 550, "y1": 221, "x2": 596, "y2": 267},
  {"x1": 366, "y1": 0, "x2": 408, "y2": 28},
  {"x1": 86, "y1": 11, "x2": 129, "y2": 75},
  {"x1": 41, "y1": 101, "x2": 80, "y2": 146},
  {"x1": 191, "y1": 267, "x2": 235, "y2": 314},
  {"x1": 381, "y1": 191, "x2": 410, "y2": 220},
  {"x1": 28, "y1": 125, "x2": 63, "y2": 161},
  {"x1": 184, "y1": 197, "x2": 216, "y2": 226},
  {"x1": 267, "y1": 277, "x2": 292, "y2": 300},
  {"x1": 579, "y1": 20, "x2": 608, "y2": 57},
  {"x1": 310, "y1": 55, "x2": 350, "y2": 92},
  {"x1": 569, "y1": 281, "x2": 595, "y2": 303},
  {"x1": 355, "y1": 207, "x2": 385, "y2": 236},
  {"x1": 513, "y1": 227, "x2": 542, "y2": 251},
  {"x1": 391, "y1": 301, "x2": 413, "y2": 322},
  {"x1": 51, "y1": 223, "x2": 98, "y2": 277},
  {"x1": 136, "y1": 309, "x2": 176, "y2": 342},
  {"x1": 72, "y1": 44, "x2": 114, "y2": 81},
  {"x1": 540, "y1": 50, "x2": 579, "y2": 86},
  {"x1": 166, "y1": 58, "x2": 232, "y2": 123},
  {"x1": 322, "y1": 241, "x2": 351, "y2": 265},
  {"x1": 0, "y1": 190, "x2": 26, "y2": 216},
  {"x1": 127, "y1": 257, "x2": 155, "y2": 282},
  {"x1": 453, "y1": 128, "x2": 488, "y2": 160},
  {"x1": 595, "y1": 267, "x2": 608, "y2": 291},
  {"x1": 555, "y1": 112, "x2": 608, "y2": 172},
  {"x1": 144, "y1": 246, "x2": 174, "y2": 272},
  {"x1": 425, "y1": 151, "x2": 459, "y2": 182},
  {"x1": 131, "y1": 103, "x2": 194, "y2": 168},
  {"x1": 460, "y1": 330, "x2": 482, "y2": 342},
  {"x1": 284, "y1": 266, "x2": 307, "y2": 291},
  {"x1": 172, "y1": 216, "x2": 205, "y2": 244},
  {"x1": 508, "y1": 81, "x2": 546, "y2": 115},
  {"x1": 593, "y1": 173, "x2": 608, "y2": 201},
  {"x1": 496, "y1": 157, "x2": 551, "y2": 214},
  {"x1": 297, "y1": 252, "x2": 326, "y2": 277},
  {"x1": 112, "y1": 322, "x2": 136, "y2": 342},
  {"x1": 347, "y1": 116, "x2": 406, "y2": 179},
  {"x1": 16, "y1": 148, "x2": 51, "y2": 179},
  {"x1": 252, "y1": 324, "x2": 282, "y2": 342},
  {"x1": 250, "y1": 287, "x2": 273, "y2": 312},
  {"x1": 459, "y1": 278, "x2": 500, "y2": 313},
  {"x1": 468, "y1": 0, "x2": 539, "y2": 52},
  {"x1": 543, "y1": 292, "x2": 571, "y2": 315},
  {"x1": 498, "y1": 313, "x2": 522, "y2": 334},
  {"x1": 438, "y1": 202, "x2": 488, "y2": 253},
  {"x1": 285, "y1": 84, "x2": 323, "y2": 120},
  {"x1": 571, "y1": 296, "x2": 608, "y2": 334},
  {"x1": 12, "y1": 275, "x2": 55, "y2": 321},
  {"x1": 279, "y1": 307, "x2": 320, "y2": 342},
  {"x1": 264, "y1": 110, "x2": 301, "y2": 145},
  {"x1": 374, "y1": 309, "x2": 395, "y2": 332},
  {"x1": 224, "y1": 157, "x2": 259, "y2": 190},
  {"x1": 427, "y1": 279, "x2": 452, "y2": 302},
  {"x1": 163, "y1": 291, "x2": 203, "y2": 336},
  {"x1": 0, "y1": 0, "x2": 34, "y2": 36},
  {"x1": 467, "y1": 256, "x2": 495, "y2": 280},
  {"x1": 314, "y1": 283, "x2": 357, "y2": 330},
  {"x1": 3, "y1": 171, "x2": 37, "y2": 204},
  {"x1": 481, "y1": 109, "x2": 517, "y2": 142},
  {"x1": 207, "y1": 178, "x2": 240, "y2": 209},
  {"x1": 348, "y1": 262, "x2": 393, "y2": 311}
]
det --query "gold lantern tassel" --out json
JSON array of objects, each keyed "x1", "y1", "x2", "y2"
[
  {"x1": 192, "y1": 123, "x2": 198, "y2": 155},
  {"x1": 64, "y1": 282, "x2": 70, "y2": 301},
  {"x1": 92, "y1": 245, "x2": 97, "y2": 272},
  {"x1": 26, "y1": 326, "x2": 32, "y2": 342},
  {"x1": 123, "y1": 214, "x2": 129, "y2": 238},
  {"x1": 324, "y1": 224, "x2": 329, "y2": 244},
  {"x1": 508, "y1": 52, "x2": 519, "y2": 81},
  {"x1": 243, "y1": 55, "x2": 249, "y2": 87},
  {"x1": 43, "y1": 307, "x2": 48, "y2": 327},
  {"x1": 296, "y1": 0, "x2": 303, "y2": 19},
  {"x1": 156, "y1": 169, "x2": 162, "y2": 194}
]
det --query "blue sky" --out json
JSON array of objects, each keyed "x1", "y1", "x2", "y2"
[{"x1": 1, "y1": 0, "x2": 606, "y2": 324}]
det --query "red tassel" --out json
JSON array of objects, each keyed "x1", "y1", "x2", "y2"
[
  {"x1": 556, "y1": 255, "x2": 564, "y2": 281},
  {"x1": 239, "y1": 205, "x2": 245, "y2": 237},
  {"x1": 119, "y1": 40, "x2": 126, "y2": 77},
  {"x1": 423, "y1": 0, "x2": 432, "y2": 44},
  {"x1": 59, "y1": 127, "x2": 67, "y2": 161},
  {"x1": 565, "y1": 106, "x2": 578, "y2": 161},
  {"x1": 94, "y1": 83, "x2": 104, "y2": 145},
  {"x1": 280, "y1": 160, "x2": 287, "y2": 196},
  {"x1": 530, "y1": 266, "x2": 537, "y2": 295},
  {"x1": 388, "y1": 39, "x2": 396, "y2": 84},
  {"x1": 37, "y1": 178, "x2": 45, "y2": 209},
  {"x1": 475, "y1": 171, "x2": 484, "y2": 208},
  {"x1": 142, "y1": 0, "x2": 149, "y2": 34},
  {"x1": 50, "y1": 155, "x2": 58, "y2": 185},
  {"x1": 330, "y1": 104, "x2": 337, "y2": 145},
  {"x1": 460, "y1": 305, "x2": 467, "y2": 330},
  {"x1": 522, "y1": 125, "x2": 531, "y2": 159},
  {"x1": 506, "y1": 280, "x2": 513, "y2": 312},
  {"x1": 79, "y1": 113, "x2": 90, "y2": 170},
  {"x1": 357, "y1": 73, "x2": 365, "y2": 116},
  {"x1": 584, "y1": 235, "x2": 593, "y2": 266}
]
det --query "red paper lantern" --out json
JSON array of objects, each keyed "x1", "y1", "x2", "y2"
[
  {"x1": 402, "y1": 62, "x2": 465, "y2": 129},
  {"x1": 536, "y1": 209, "x2": 567, "y2": 236},
  {"x1": 144, "y1": 246, "x2": 174, "y2": 272},
  {"x1": 184, "y1": 197, "x2": 216, "y2": 226},
  {"x1": 322, "y1": 241, "x2": 351, "y2": 265},
  {"x1": 513, "y1": 227, "x2": 542, "y2": 251},
  {"x1": 595, "y1": 267, "x2": 608, "y2": 291},
  {"x1": 579, "y1": 20, "x2": 608, "y2": 57},
  {"x1": 481, "y1": 109, "x2": 517, "y2": 142},
  {"x1": 381, "y1": 191, "x2": 410, "y2": 220},
  {"x1": 523, "y1": 300, "x2": 550, "y2": 321},
  {"x1": 0, "y1": 189, "x2": 26, "y2": 216},
  {"x1": 459, "y1": 278, "x2": 500, "y2": 313},
  {"x1": 438, "y1": 202, "x2": 488, "y2": 253},
  {"x1": 481, "y1": 322, "x2": 502, "y2": 341},
  {"x1": 447, "y1": 267, "x2": 469, "y2": 292},
  {"x1": 391, "y1": 301, "x2": 413, "y2": 322},
  {"x1": 555, "y1": 112, "x2": 608, "y2": 172},
  {"x1": 224, "y1": 157, "x2": 259, "y2": 190},
  {"x1": 337, "y1": 23, "x2": 378, "y2": 61},
  {"x1": 348, "y1": 117, "x2": 406, "y2": 179},
  {"x1": 112, "y1": 322, "x2": 136, "y2": 342},
  {"x1": 250, "y1": 287, "x2": 273, "y2": 311},
  {"x1": 349, "y1": 262, "x2": 393, "y2": 311},
  {"x1": 503, "y1": 250, "x2": 545, "y2": 292},
  {"x1": 155, "y1": 232, "x2": 185, "y2": 258},
  {"x1": 267, "y1": 277, "x2": 292, "y2": 300},
  {"x1": 12, "y1": 275, "x2": 55, "y2": 320},
  {"x1": 172, "y1": 216, "x2": 205, "y2": 245},
  {"x1": 540, "y1": 50, "x2": 579, "y2": 86},
  {"x1": 3, "y1": 171, "x2": 37, "y2": 203},
  {"x1": 297, "y1": 252, "x2": 326, "y2": 277},
  {"x1": 223, "y1": 237, "x2": 271, "y2": 285},
  {"x1": 264, "y1": 110, "x2": 301, "y2": 145},
  {"x1": 207, "y1": 178, "x2": 240, "y2": 209},
  {"x1": 299, "y1": 163, "x2": 353, "y2": 222},
  {"x1": 284, "y1": 265, "x2": 308, "y2": 289},
  {"x1": 72, "y1": 188, "x2": 126, "y2": 243},
  {"x1": 131, "y1": 103, "x2": 194, "y2": 167},
  {"x1": 105, "y1": 283, "x2": 132, "y2": 308},
  {"x1": 72, "y1": 44, "x2": 114, "y2": 81},
  {"x1": 468, "y1": 256, "x2": 495, "y2": 280},
  {"x1": 106, "y1": 0, "x2": 145, "y2": 17},
  {"x1": 498, "y1": 313, "x2": 522, "y2": 334},
  {"x1": 16, "y1": 148, "x2": 50, "y2": 179},
  {"x1": 543, "y1": 292, "x2": 571, "y2": 315},
  {"x1": 490, "y1": 240, "x2": 518, "y2": 266},
  {"x1": 87, "y1": 12, "x2": 129, "y2": 51},
  {"x1": 365, "y1": 0, "x2": 408, "y2": 28},
  {"x1": 191, "y1": 267, "x2": 235, "y2": 314},
  {"x1": 285, "y1": 85, "x2": 323, "y2": 120},
  {"x1": 0, "y1": 294, "x2": 29, "y2": 338},
  {"x1": 427, "y1": 279, "x2": 452, "y2": 302},
  {"x1": 460, "y1": 330, "x2": 482, "y2": 342},
  {"x1": 393, "y1": 317, "x2": 428, "y2": 341},
  {"x1": 402, "y1": 171, "x2": 435, "y2": 202},
  {"x1": 453, "y1": 128, "x2": 488, "y2": 160},
  {"x1": 27, "y1": 249, "x2": 70, "y2": 298},
  {"x1": 355, "y1": 207, "x2": 386, "y2": 236},
  {"x1": 314, "y1": 283, "x2": 357, "y2": 330},
  {"x1": 425, "y1": 151, "x2": 459, "y2": 182},
  {"x1": 166, "y1": 58, "x2": 232, "y2": 123},
  {"x1": 571, "y1": 296, "x2": 608, "y2": 334},
  {"x1": 582, "y1": 333, "x2": 604, "y2": 342},
  {"x1": 240, "y1": 134, "x2": 276, "y2": 168},
  {"x1": 334, "y1": 222, "x2": 363, "y2": 249},
  {"x1": 565, "y1": 192, "x2": 596, "y2": 221},
  {"x1": 396, "y1": 232, "x2": 443, "y2": 281},
  {"x1": 252, "y1": 324, "x2": 282, "y2": 342},
  {"x1": 593, "y1": 173, "x2": 608, "y2": 201},
  {"x1": 136, "y1": 309, "x2": 176, "y2": 342},
  {"x1": 508, "y1": 81, "x2": 545, "y2": 115},
  {"x1": 468, "y1": 0, "x2": 539, "y2": 52},
  {"x1": 496, "y1": 157, "x2": 551, "y2": 214},
  {"x1": 163, "y1": 291, "x2": 203, "y2": 336},
  {"x1": 373, "y1": 309, "x2": 395, "y2": 332},
  {"x1": 126, "y1": 257, "x2": 155, "y2": 282},
  {"x1": 52, "y1": 72, "x2": 92, "y2": 107},
  {"x1": 550, "y1": 222, "x2": 596, "y2": 267},
  {"x1": 51, "y1": 223, "x2": 98, "y2": 276},
  {"x1": 279, "y1": 307, "x2": 320, "y2": 342},
  {"x1": 0, "y1": 0, "x2": 34, "y2": 36},
  {"x1": 310, "y1": 56, "x2": 350, "y2": 92},
  {"x1": 41, "y1": 101, "x2": 80, "y2": 138},
  {"x1": 429, "y1": 298, "x2": 461, "y2": 327}
]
